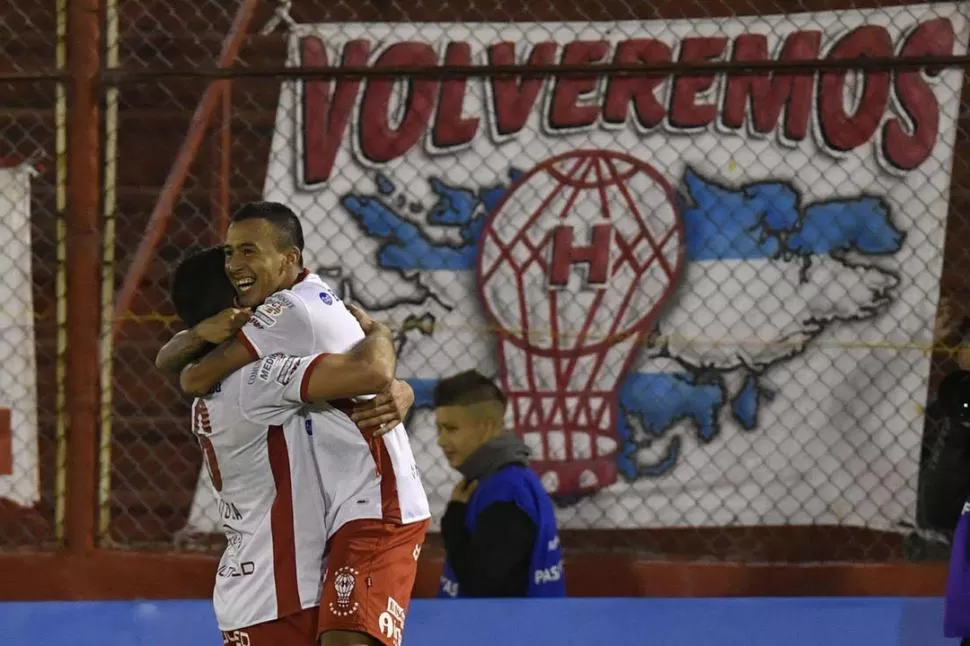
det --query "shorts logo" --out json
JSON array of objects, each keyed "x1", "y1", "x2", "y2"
[
  {"x1": 329, "y1": 566, "x2": 360, "y2": 616},
  {"x1": 412, "y1": 544, "x2": 422, "y2": 561},
  {"x1": 378, "y1": 597, "x2": 405, "y2": 646},
  {"x1": 222, "y1": 629, "x2": 251, "y2": 645}
]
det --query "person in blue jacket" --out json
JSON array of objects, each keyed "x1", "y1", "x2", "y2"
[
  {"x1": 946, "y1": 498, "x2": 970, "y2": 646},
  {"x1": 433, "y1": 370, "x2": 566, "y2": 598},
  {"x1": 940, "y1": 371, "x2": 970, "y2": 645}
]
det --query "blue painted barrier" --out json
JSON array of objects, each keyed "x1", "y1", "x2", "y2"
[{"x1": 0, "y1": 597, "x2": 959, "y2": 646}]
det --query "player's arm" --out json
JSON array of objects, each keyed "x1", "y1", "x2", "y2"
[
  {"x1": 179, "y1": 293, "x2": 316, "y2": 396},
  {"x1": 300, "y1": 305, "x2": 398, "y2": 402},
  {"x1": 155, "y1": 329, "x2": 206, "y2": 373},
  {"x1": 242, "y1": 309, "x2": 400, "y2": 426},
  {"x1": 155, "y1": 307, "x2": 251, "y2": 373},
  {"x1": 179, "y1": 337, "x2": 254, "y2": 396}
]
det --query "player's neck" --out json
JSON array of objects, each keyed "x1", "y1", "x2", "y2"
[{"x1": 280, "y1": 267, "x2": 309, "y2": 290}]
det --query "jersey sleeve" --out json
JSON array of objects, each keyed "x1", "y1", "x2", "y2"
[
  {"x1": 301, "y1": 283, "x2": 366, "y2": 353},
  {"x1": 236, "y1": 291, "x2": 315, "y2": 360},
  {"x1": 238, "y1": 353, "x2": 328, "y2": 425},
  {"x1": 304, "y1": 290, "x2": 376, "y2": 402}
]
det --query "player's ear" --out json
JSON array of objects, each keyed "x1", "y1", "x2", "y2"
[
  {"x1": 283, "y1": 246, "x2": 301, "y2": 269},
  {"x1": 481, "y1": 415, "x2": 503, "y2": 440}
]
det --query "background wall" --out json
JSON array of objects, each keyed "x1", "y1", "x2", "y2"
[{"x1": 0, "y1": 0, "x2": 968, "y2": 603}]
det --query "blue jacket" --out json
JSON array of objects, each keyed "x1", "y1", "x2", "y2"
[
  {"x1": 945, "y1": 498, "x2": 970, "y2": 637},
  {"x1": 438, "y1": 465, "x2": 566, "y2": 598}
]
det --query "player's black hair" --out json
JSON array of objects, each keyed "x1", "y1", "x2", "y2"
[
  {"x1": 230, "y1": 201, "x2": 305, "y2": 256},
  {"x1": 170, "y1": 246, "x2": 236, "y2": 328},
  {"x1": 433, "y1": 370, "x2": 508, "y2": 410}
]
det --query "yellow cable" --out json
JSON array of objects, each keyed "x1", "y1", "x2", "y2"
[
  {"x1": 97, "y1": 0, "x2": 120, "y2": 539},
  {"x1": 52, "y1": 0, "x2": 67, "y2": 543}
]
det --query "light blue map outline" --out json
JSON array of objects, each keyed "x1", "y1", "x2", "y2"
[{"x1": 334, "y1": 162, "x2": 905, "y2": 484}]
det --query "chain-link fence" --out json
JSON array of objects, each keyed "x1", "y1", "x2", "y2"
[
  {"x1": 0, "y1": 2, "x2": 62, "y2": 550},
  {"x1": 103, "y1": 0, "x2": 970, "y2": 566},
  {"x1": 3, "y1": 0, "x2": 970, "y2": 574}
]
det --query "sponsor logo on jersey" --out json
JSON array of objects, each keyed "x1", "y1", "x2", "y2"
[
  {"x1": 257, "y1": 354, "x2": 281, "y2": 382},
  {"x1": 217, "y1": 561, "x2": 255, "y2": 578},
  {"x1": 277, "y1": 356, "x2": 301, "y2": 386},
  {"x1": 261, "y1": 294, "x2": 293, "y2": 317},
  {"x1": 250, "y1": 293, "x2": 294, "y2": 329},
  {"x1": 250, "y1": 310, "x2": 276, "y2": 329}
]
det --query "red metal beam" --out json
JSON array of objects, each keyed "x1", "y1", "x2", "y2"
[
  {"x1": 65, "y1": 0, "x2": 102, "y2": 554},
  {"x1": 211, "y1": 81, "x2": 232, "y2": 243},
  {"x1": 0, "y1": 408, "x2": 11, "y2": 475},
  {"x1": 111, "y1": 0, "x2": 260, "y2": 338}
]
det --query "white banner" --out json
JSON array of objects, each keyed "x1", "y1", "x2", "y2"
[
  {"x1": 182, "y1": 4, "x2": 970, "y2": 533},
  {"x1": 0, "y1": 165, "x2": 39, "y2": 507}
]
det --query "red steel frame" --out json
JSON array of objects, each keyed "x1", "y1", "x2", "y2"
[
  {"x1": 64, "y1": 0, "x2": 100, "y2": 559},
  {"x1": 110, "y1": 0, "x2": 258, "y2": 338},
  {"x1": 0, "y1": 0, "x2": 953, "y2": 601},
  {"x1": 0, "y1": 0, "x2": 257, "y2": 601}
]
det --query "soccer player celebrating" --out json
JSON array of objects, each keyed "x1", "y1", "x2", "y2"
[
  {"x1": 169, "y1": 247, "x2": 414, "y2": 646},
  {"x1": 157, "y1": 202, "x2": 430, "y2": 646}
]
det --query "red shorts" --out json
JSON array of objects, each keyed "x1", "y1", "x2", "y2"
[
  {"x1": 318, "y1": 518, "x2": 430, "y2": 646},
  {"x1": 222, "y1": 607, "x2": 318, "y2": 646}
]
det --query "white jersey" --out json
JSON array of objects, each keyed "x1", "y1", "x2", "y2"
[
  {"x1": 237, "y1": 271, "x2": 431, "y2": 532},
  {"x1": 192, "y1": 354, "x2": 328, "y2": 632}
]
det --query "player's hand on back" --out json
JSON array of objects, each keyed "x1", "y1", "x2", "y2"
[
  {"x1": 350, "y1": 379, "x2": 415, "y2": 436},
  {"x1": 194, "y1": 307, "x2": 252, "y2": 344}
]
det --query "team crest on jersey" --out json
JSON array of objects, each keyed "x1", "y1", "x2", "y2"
[{"x1": 329, "y1": 566, "x2": 360, "y2": 616}]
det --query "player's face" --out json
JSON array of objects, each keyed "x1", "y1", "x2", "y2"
[
  {"x1": 224, "y1": 219, "x2": 298, "y2": 308},
  {"x1": 435, "y1": 405, "x2": 495, "y2": 469}
]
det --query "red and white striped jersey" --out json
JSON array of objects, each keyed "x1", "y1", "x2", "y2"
[
  {"x1": 237, "y1": 271, "x2": 431, "y2": 533},
  {"x1": 191, "y1": 353, "x2": 327, "y2": 632}
]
